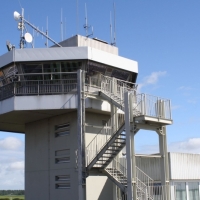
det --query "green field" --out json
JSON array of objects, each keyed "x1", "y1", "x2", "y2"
[{"x1": 0, "y1": 195, "x2": 24, "y2": 200}]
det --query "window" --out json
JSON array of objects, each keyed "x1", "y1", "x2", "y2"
[
  {"x1": 55, "y1": 149, "x2": 70, "y2": 164},
  {"x1": 188, "y1": 182, "x2": 199, "y2": 200},
  {"x1": 55, "y1": 175, "x2": 70, "y2": 189},
  {"x1": 175, "y1": 182, "x2": 187, "y2": 200},
  {"x1": 55, "y1": 123, "x2": 70, "y2": 137}
]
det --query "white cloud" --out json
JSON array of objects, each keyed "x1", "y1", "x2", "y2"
[
  {"x1": 171, "y1": 105, "x2": 181, "y2": 110},
  {"x1": 8, "y1": 161, "x2": 24, "y2": 171},
  {"x1": 178, "y1": 86, "x2": 194, "y2": 91},
  {"x1": 138, "y1": 71, "x2": 166, "y2": 92},
  {"x1": 0, "y1": 137, "x2": 23, "y2": 150},
  {"x1": 136, "y1": 138, "x2": 200, "y2": 155},
  {"x1": 169, "y1": 138, "x2": 200, "y2": 154},
  {"x1": 0, "y1": 137, "x2": 24, "y2": 189},
  {"x1": 187, "y1": 99, "x2": 197, "y2": 104}
]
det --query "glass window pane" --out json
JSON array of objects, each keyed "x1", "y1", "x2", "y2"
[
  {"x1": 188, "y1": 182, "x2": 199, "y2": 200},
  {"x1": 175, "y1": 182, "x2": 187, "y2": 200},
  {"x1": 61, "y1": 61, "x2": 80, "y2": 72},
  {"x1": 44, "y1": 63, "x2": 60, "y2": 73},
  {"x1": 22, "y1": 64, "x2": 42, "y2": 74}
]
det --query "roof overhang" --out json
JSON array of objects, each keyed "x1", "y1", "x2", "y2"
[{"x1": 0, "y1": 47, "x2": 138, "y2": 73}]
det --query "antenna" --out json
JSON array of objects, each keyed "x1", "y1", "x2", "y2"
[
  {"x1": 45, "y1": 16, "x2": 48, "y2": 47},
  {"x1": 61, "y1": 8, "x2": 63, "y2": 41},
  {"x1": 83, "y1": 3, "x2": 93, "y2": 38},
  {"x1": 32, "y1": 28, "x2": 35, "y2": 48},
  {"x1": 113, "y1": 2, "x2": 117, "y2": 46},
  {"x1": 84, "y1": 3, "x2": 88, "y2": 36},
  {"x1": 6, "y1": 41, "x2": 15, "y2": 51},
  {"x1": 65, "y1": 17, "x2": 67, "y2": 39},
  {"x1": 13, "y1": 10, "x2": 62, "y2": 48},
  {"x1": 24, "y1": 33, "x2": 33, "y2": 43},
  {"x1": 110, "y1": 11, "x2": 113, "y2": 45},
  {"x1": 76, "y1": 0, "x2": 79, "y2": 34}
]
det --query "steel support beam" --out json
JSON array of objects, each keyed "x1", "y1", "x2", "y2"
[
  {"x1": 125, "y1": 92, "x2": 137, "y2": 200},
  {"x1": 77, "y1": 69, "x2": 86, "y2": 200},
  {"x1": 159, "y1": 126, "x2": 170, "y2": 200}
]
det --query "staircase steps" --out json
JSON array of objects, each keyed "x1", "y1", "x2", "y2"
[{"x1": 86, "y1": 122, "x2": 126, "y2": 170}]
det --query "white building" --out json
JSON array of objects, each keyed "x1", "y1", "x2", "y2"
[{"x1": 136, "y1": 152, "x2": 200, "y2": 200}]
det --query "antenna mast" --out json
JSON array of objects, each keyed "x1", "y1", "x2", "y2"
[
  {"x1": 20, "y1": 8, "x2": 25, "y2": 49},
  {"x1": 110, "y1": 11, "x2": 113, "y2": 45},
  {"x1": 83, "y1": 3, "x2": 93, "y2": 38},
  {"x1": 14, "y1": 9, "x2": 62, "y2": 48},
  {"x1": 46, "y1": 16, "x2": 48, "y2": 47},
  {"x1": 113, "y1": 2, "x2": 116, "y2": 46},
  {"x1": 84, "y1": 3, "x2": 88, "y2": 36},
  {"x1": 61, "y1": 8, "x2": 63, "y2": 41}
]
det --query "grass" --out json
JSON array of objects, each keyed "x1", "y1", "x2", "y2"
[{"x1": 0, "y1": 195, "x2": 24, "y2": 200}]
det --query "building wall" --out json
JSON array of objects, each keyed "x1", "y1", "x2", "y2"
[
  {"x1": 85, "y1": 112, "x2": 114, "y2": 200},
  {"x1": 25, "y1": 111, "x2": 114, "y2": 200},
  {"x1": 169, "y1": 152, "x2": 200, "y2": 180},
  {"x1": 135, "y1": 156, "x2": 161, "y2": 182},
  {"x1": 25, "y1": 112, "x2": 79, "y2": 200}
]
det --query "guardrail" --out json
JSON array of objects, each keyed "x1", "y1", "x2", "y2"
[
  {"x1": 0, "y1": 72, "x2": 77, "y2": 100},
  {"x1": 135, "y1": 93, "x2": 172, "y2": 120},
  {"x1": 86, "y1": 113, "x2": 125, "y2": 167}
]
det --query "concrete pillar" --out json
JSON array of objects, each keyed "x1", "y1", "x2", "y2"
[
  {"x1": 125, "y1": 92, "x2": 132, "y2": 200},
  {"x1": 159, "y1": 126, "x2": 170, "y2": 200},
  {"x1": 125, "y1": 92, "x2": 137, "y2": 200},
  {"x1": 77, "y1": 69, "x2": 86, "y2": 200}
]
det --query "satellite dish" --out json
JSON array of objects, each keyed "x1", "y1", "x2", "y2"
[
  {"x1": 24, "y1": 33, "x2": 33, "y2": 43},
  {"x1": 14, "y1": 11, "x2": 21, "y2": 21}
]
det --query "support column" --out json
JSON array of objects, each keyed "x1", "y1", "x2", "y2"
[
  {"x1": 125, "y1": 92, "x2": 132, "y2": 200},
  {"x1": 158, "y1": 126, "x2": 170, "y2": 200},
  {"x1": 125, "y1": 92, "x2": 136, "y2": 200},
  {"x1": 77, "y1": 69, "x2": 86, "y2": 200}
]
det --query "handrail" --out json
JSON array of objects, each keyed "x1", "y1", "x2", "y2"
[
  {"x1": 86, "y1": 112, "x2": 125, "y2": 166},
  {"x1": 106, "y1": 158, "x2": 127, "y2": 182},
  {"x1": 134, "y1": 93, "x2": 172, "y2": 120}
]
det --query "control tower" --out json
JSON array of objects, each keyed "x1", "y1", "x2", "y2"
[{"x1": 0, "y1": 35, "x2": 173, "y2": 200}]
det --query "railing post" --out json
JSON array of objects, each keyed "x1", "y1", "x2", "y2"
[
  {"x1": 38, "y1": 81, "x2": 39, "y2": 96},
  {"x1": 169, "y1": 100, "x2": 172, "y2": 120},
  {"x1": 14, "y1": 82, "x2": 16, "y2": 96},
  {"x1": 157, "y1": 97, "x2": 159, "y2": 118},
  {"x1": 144, "y1": 94, "x2": 146, "y2": 115}
]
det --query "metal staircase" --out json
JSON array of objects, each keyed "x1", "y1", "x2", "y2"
[
  {"x1": 85, "y1": 74, "x2": 173, "y2": 200},
  {"x1": 104, "y1": 159, "x2": 154, "y2": 200}
]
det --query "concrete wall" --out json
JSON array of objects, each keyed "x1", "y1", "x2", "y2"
[
  {"x1": 85, "y1": 112, "x2": 114, "y2": 200},
  {"x1": 25, "y1": 112, "x2": 79, "y2": 200},
  {"x1": 25, "y1": 111, "x2": 114, "y2": 200}
]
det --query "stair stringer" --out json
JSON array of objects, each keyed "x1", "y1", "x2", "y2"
[{"x1": 86, "y1": 123, "x2": 125, "y2": 170}]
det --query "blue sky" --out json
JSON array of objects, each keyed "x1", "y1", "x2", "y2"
[{"x1": 0, "y1": 0, "x2": 200, "y2": 189}]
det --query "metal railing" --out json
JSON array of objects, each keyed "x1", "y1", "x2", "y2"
[
  {"x1": 100, "y1": 75, "x2": 136, "y2": 106},
  {"x1": 135, "y1": 93, "x2": 172, "y2": 120},
  {"x1": 86, "y1": 113, "x2": 125, "y2": 166},
  {"x1": 86, "y1": 74, "x2": 137, "y2": 100},
  {"x1": 136, "y1": 166, "x2": 154, "y2": 187},
  {"x1": 106, "y1": 158, "x2": 127, "y2": 184},
  {"x1": 105, "y1": 159, "x2": 177, "y2": 200},
  {"x1": 144, "y1": 185, "x2": 176, "y2": 200},
  {"x1": 0, "y1": 72, "x2": 77, "y2": 100}
]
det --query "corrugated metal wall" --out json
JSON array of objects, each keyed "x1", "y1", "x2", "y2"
[
  {"x1": 169, "y1": 152, "x2": 200, "y2": 180},
  {"x1": 136, "y1": 156, "x2": 161, "y2": 181},
  {"x1": 135, "y1": 153, "x2": 200, "y2": 181}
]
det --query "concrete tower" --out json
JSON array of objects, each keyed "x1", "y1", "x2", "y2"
[{"x1": 0, "y1": 35, "x2": 173, "y2": 200}]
